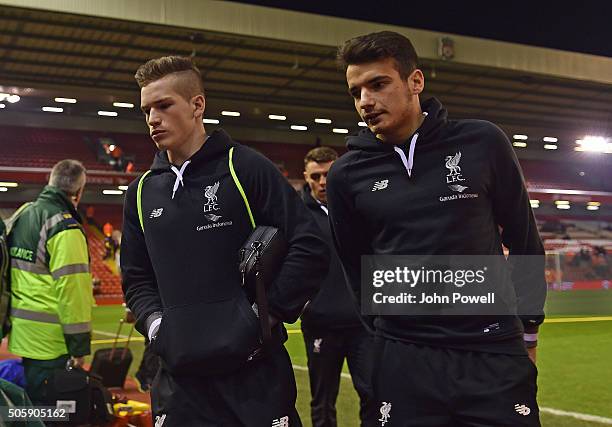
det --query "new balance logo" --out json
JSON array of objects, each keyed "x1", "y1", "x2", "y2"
[
  {"x1": 372, "y1": 180, "x2": 389, "y2": 191},
  {"x1": 514, "y1": 404, "x2": 531, "y2": 416},
  {"x1": 150, "y1": 208, "x2": 164, "y2": 218},
  {"x1": 154, "y1": 414, "x2": 166, "y2": 427},
  {"x1": 271, "y1": 415, "x2": 289, "y2": 427}
]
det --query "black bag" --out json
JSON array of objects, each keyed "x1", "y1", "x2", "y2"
[
  {"x1": 239, "y1": 226, "x2": 288, "y2": 346},
  {"x1": 89, "y1": 374, "x2": 114, "y2": 424},
  {"x1": 89, "y1": 319, "x2": 134, "y2": 388},
  {"x1": 46, "y1": 362, "x2": 91, "y2": 425}
]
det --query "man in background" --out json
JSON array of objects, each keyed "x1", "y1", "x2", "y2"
[
  {"x1": 301, "y1": 146, "x2": 376, "y2": 426},
  {"x1": 8, "y1": 159, "x2": 93, "y2": 405}
]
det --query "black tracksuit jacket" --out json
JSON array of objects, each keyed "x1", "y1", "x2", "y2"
[
  {"x1": 300, "y1": 185, "x2": 362, "y2": 330},
  {"x1": 326, "y1": 98, "x2": 546, "y2": 355},
  {"x1": 121, "y1": 130, "x2": 329, "y2": 374}
]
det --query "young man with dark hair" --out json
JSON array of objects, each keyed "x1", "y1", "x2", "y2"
[
  {"x1": 327, "y1": 31, "x2": 546, "y2": 426},
  {"x1": 300, "y1": 147, "x2": 376, "y2": 427},
  {"x1": 122, "y1": 55, "x2": 329, "y2": 426},
  {"x1": 8, "y1": 159, "x2": 92, "y2": 405}
]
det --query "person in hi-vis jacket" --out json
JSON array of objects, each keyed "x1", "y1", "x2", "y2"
[{"x1": 8, "y1": 159, "x2": 93, "y2": 405}]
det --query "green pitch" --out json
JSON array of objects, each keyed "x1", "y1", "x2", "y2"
[
  {"x1": 545, "y1": 289, "x2": 612, "y2": 317},
  {"x1": 90, "y1": 304, "x2": 612, "y2": 426}
]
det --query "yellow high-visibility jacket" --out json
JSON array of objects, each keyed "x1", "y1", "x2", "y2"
[{"x1": 8, "y1": 186, "x2": 93, "y2": 360}]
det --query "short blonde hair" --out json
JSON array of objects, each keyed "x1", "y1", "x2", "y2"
[{"x1": 134, "y1": 55, "x2": 204, "y2": 100}]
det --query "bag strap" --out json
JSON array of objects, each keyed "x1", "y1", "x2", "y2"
[
  {"x1": 4, "y1": 202, "x2": 32, "y2": 236},
  {"x1": 136, "y1": 147, "x2": 255, "y2": 233},
  {"x1": 255, "y1": 269, "x2": 272, "y2": 347},
  {"x1": 229, "y1": 147, "x2": 275, "y2": 346},
  {"x1": 121, "y1": 324, "x2": 135, "y2": 360},
  {"x1": 109, "y1": 319, "x2": 124, "y2": 360}
]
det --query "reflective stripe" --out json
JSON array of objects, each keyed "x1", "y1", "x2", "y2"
[
  {"x1": 228, "y1": 147, "x2": 256, "y2": 229},
  {"x1": 51, "y1": 263, "x2": 90, "y2": 280},
  {"x1": 11, "y1": 258, "x2": 49, "y2": 275},
  {"x1": 62, "y1": 322, "x2": 91, "y2": 334},
  {"x1": 11, "y1": 307, "x2": 59, "y2": 323},
  {"x1": 11, "y1": 308, "x2": 90, "y2": 334},
  {"x1": 137, "y1": 170, "x2": 152, "y2": 233},
  {"x1": 10, "y1": 209, "x2": 83, "y2": 279},
  {"x1": 36, "y1": 212, "x2": 67, "y2": 266}
]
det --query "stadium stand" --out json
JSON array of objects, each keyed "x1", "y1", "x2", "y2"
[
  {"x1": 0, "y1": 126, "x2": 114, "y2": 171},
  {"x1": 84, "y1": 224, "x2": 123, "y2": 302},
  {"x1": 85, "y1": 131, "x2": 156, "y2": 172},
  {"x1": 0, "y1": 125, "x2": 340, "y2": 177},
  {"x1": 4, "y1": 126, "x2": 609, "y2": 189},
  {"x1": 84, "y1": 204, "x2": 125, "y2": 230},
  {"x1": 1, "y1": 126, "x2": 611, "y2": 300},
  {"x1": 0, "y1": 205, "x2": 124, "y2": 302},
  {"x1": 538, "y1": 218, "x2": 611, "y2": 287},
  {"x1": 520, "y1": 158, "x2": 612, "y2": 191}
]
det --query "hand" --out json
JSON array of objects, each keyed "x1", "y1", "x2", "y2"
[
  {"x1": 71, "y1": 356, "x2": 85, "y2": 368},
  {"x1": 527, "y1": 346, "x2": 537, "y2": 365}
]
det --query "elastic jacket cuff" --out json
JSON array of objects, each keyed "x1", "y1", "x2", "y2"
[
  {"x1": 522, "y1": 322, "x2": 540, "y2": 335},
  {"x1": 145, "y1": 311, "x2": 163, "y2": 341},
  {"x1": 524, "y1": 333, "x2": 538, "y2": 349}
]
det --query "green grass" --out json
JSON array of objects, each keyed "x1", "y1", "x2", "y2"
[
  {"x1": 91, "y1": 305, "x2": 612, "y2": 426},
  {"x1": 538, "y1": 320, "x2": 612, "y2": 419},
  {"x1": 545, "y1": 289, "x2": 612, "y2": 317}
]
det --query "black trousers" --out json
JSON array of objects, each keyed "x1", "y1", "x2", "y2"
[
  {"x1": 302, "y1": 326, "x2": 377, "y2": 427},
  {"x1": 371, "y1": 337, "x2": 541, "y2": 427},
  {"x1": 151, "y1": 346, "x2": 301, "y2": 426}
]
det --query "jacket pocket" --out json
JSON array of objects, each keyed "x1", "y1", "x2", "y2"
[{"x1": 153, "y1": 292, "x2": 261, "y2": 376}]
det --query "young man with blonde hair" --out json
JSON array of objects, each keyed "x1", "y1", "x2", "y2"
[{"x1": 121, "y1": 56, "x2": 328, "y2": 426}]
